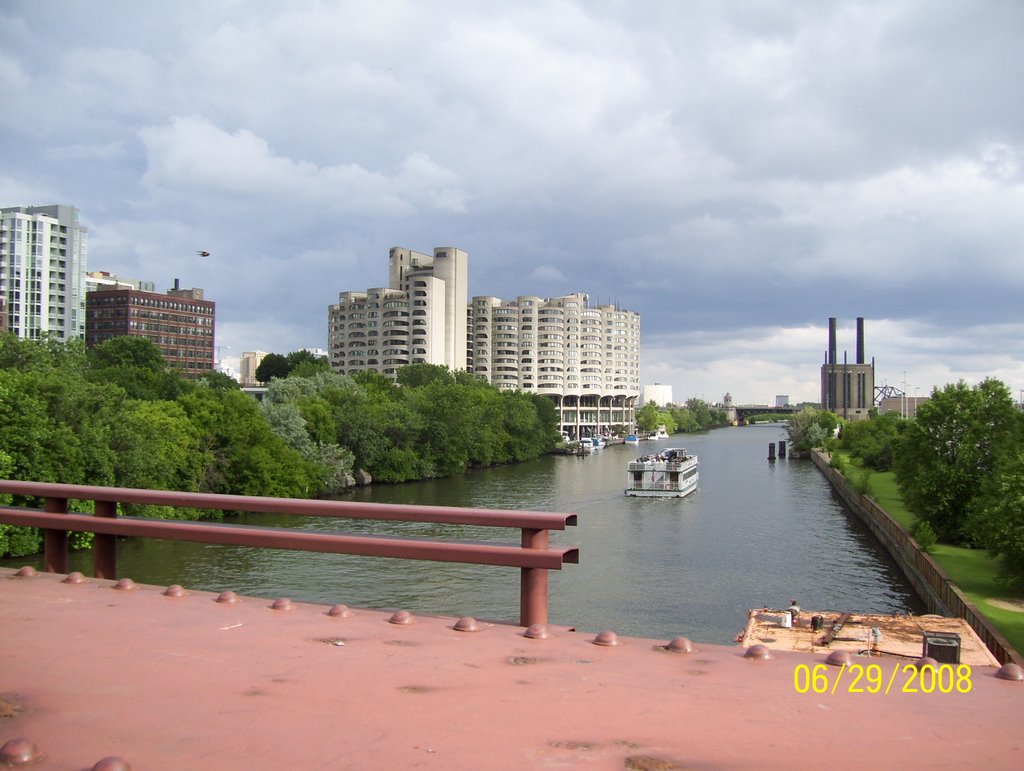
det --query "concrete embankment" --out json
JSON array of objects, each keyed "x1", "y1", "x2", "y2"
[{"x1": 812, "y1": 449, "x2": 1022, "y2": 666}]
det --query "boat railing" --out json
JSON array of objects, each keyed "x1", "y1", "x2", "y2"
[
  {"x1": 0, "y1": 480, "x2": 579, "y2": 628},
  {"x1": 627, "y1": 460, "x2": 690, "y2": 471}
]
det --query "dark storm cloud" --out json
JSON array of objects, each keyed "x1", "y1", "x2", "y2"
[{"x1": 1, "y1": 0, "x2": 1021, "y2": 401}]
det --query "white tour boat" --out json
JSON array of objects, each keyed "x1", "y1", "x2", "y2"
[{"x1": 624, "y1": 447, "x2": 699, "y2": 498}]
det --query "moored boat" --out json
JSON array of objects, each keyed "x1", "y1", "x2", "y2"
[{"x1": 624, "y1": 447, "x2": 699, "y2": 498}]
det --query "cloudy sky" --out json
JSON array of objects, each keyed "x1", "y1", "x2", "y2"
[{"x1": 2, "y1": 0, "x2": 1022, "y2": 404}]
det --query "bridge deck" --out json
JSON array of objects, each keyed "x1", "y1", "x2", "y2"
[{"x1": 2, "y1": 567, "x2": 1021, "y2": 770}]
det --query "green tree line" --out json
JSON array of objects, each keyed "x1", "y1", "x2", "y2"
[
  {"x1": 633, "y1": 398, "x2": 726, "y2": 434},
  {"x1": 796, "y1": 380, "x2": 1024, "y2": 586},
  {"x1": 0, "y1": 335, "x2": 560, "y2": 557}
]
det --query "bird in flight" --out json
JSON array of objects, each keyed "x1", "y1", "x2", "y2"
[{"x1": 197, "y1": 250, "x2": 210, "y2": 257}]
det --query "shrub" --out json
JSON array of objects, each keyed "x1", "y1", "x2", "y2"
[
  {"x1": 913, "y1": 520, "x2": 938, "y2": 553},
  {"x1": 852, "y1": 469, "x2": 872, "y2": 496}
]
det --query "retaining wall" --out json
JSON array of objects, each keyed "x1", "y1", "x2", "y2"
[{"x1": 812, "y1": 450, "x2": 1022, "y2": 666}]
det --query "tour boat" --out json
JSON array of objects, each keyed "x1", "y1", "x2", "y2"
[{"x1": 624, "y1": 448, "x2": 699, "y2": 498}]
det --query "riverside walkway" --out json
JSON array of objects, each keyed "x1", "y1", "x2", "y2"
[{"x1": 2, "y1": 567, "x2": 1022, "y2": 770}]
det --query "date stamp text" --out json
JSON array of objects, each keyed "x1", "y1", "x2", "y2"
[{"x1": 793, "y1": 663, "x2": 972, "y2": 695}]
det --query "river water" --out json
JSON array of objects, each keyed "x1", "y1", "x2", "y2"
[{"x1": 2, "y1": 424, "x2": 922, "y2": 643}]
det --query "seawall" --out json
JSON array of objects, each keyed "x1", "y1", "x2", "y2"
[{"x1": 812, "y1": 449, "x2": 1022, "y2": 666}]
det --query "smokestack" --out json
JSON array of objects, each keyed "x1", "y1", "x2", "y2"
[
  {"x1": 828, "y1": 317, "x2": 837, "y2": 366},
  {"x1": 173, "y1": 278, "x2": 180, "y2": 291},
  {"x1": 856, "y1": 317, "x2": 865, "y2": 365}
]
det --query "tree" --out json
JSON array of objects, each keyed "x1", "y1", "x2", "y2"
[
  {"x1": 967, "y1": 449, "x2": 1024, "y2": 586},
  {"x1": 685, "y1": 398, "x2": 717, "y2": 429},
  {"x1": 86, "y1": 336, "x2": 189, "y2": 401},
  {"x1": 108, "y1": 400, "x2": 206, "y2": 494},
  {"x1": 636, "y1": 402, "x2": 681, "y2": 434},
  {"x1": 840, "y1": 411, "x2": 904, "y2": 471},
  {"x1": 286, "y1": 349, "x2": 330, "y2": 378},
  {"x1": 406, "y1": 379, "x2": 472, "y2": 477},
  {"x1": 893, "y1": 379, "x2": 1020, "y2": 543},
  {"x1": 785, "y1": 408, "x2": 839, "y2": 452},
  {"x1": 0, "y1": 332, "x2": 87, "y2": 372},
  {"x1": 397, "y1": 363, "x2": 454, "y2": 388},
  {"x1": 254, "y1": 353, "x2": 290, "y2": 383},
  {"x1": 262, "y1": 372, "x2": 357, "y2": 494},
  {"x1": 197, "y1": 370, "x2": 241, "y2": 390},
  {"x1": 178, "y1": 387, "x2": 315, "y2": 497}
]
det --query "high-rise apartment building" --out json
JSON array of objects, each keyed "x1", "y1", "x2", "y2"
[
  {"x1": 85, "y1": 279, "x2": 215, "y2": 377},
  {"x1": 470, "y1": 293, "x2": 640, "y2": 437},
  {"x1": 328, "y1": 247, "x2": 468, "y2": 376},
  {"x1": 239, "y1": 350, "x2": 269, "y2": 386},
  {"x1": 0, "y1": 204, "x2": 88, "y2": 341},
  {"x1": 328, "y1": 247, "x2": 641, "y2": 437}
]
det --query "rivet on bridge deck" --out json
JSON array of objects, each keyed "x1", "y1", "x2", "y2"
[{"x1": 2, "y1": 568, "x2": 1022, "y2": 770}]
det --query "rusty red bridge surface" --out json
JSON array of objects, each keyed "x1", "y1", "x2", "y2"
[
  {"x1": 1, "y1": 481, "x2": 1022, "y2": 768},
  {"x1": 2, "y1": 567, "x2": 1022, "y2": 770}
]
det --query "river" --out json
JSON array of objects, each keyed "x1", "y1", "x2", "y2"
[{"x1": 2, "y1": 424, "x2": 922, "y2": 643}]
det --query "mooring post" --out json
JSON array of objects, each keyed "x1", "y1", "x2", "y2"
[{"x1": 768, "y1": 443, "x2": 776, "y2": 461}]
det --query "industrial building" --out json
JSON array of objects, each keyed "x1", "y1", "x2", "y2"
[{"x1": 820, "y1": 317, "x2": 875, "y2": 421}]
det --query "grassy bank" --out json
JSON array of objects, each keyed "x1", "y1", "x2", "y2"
[{"x1": 831, "y1": 451, "x2": 1024, "y2": 657}]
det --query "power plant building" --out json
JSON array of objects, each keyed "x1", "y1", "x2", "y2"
[{"x1": 820, "y1": 317, "x2": 875, "y2": 421}]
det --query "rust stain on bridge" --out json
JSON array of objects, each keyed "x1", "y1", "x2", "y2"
[{"x1": 1, "y1": 568, "x2": 1021, "y2": 770}]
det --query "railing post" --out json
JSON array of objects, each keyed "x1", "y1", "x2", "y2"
[
  {"x1": 520, "y1": 527, "x2": 549, "y2": 627},
  {"x1": 94, "y1": 499, "x2": 117, "y2": 579},
  {"x1": 42, "y1": 496, "x2": 69, "y2": 574}
]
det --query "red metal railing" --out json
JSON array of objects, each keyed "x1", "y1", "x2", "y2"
[{"x1": 0, "y1": 480, "x2": 578, "y2": 627}]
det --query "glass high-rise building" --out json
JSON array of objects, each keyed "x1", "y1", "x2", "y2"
[{"x1": 0, "y1": 204, "x2": 88, "y2": 341}]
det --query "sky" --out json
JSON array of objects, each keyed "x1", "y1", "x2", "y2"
[{"x1": 2, "y1": 0, "x2": 1022, "y2": 405}]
